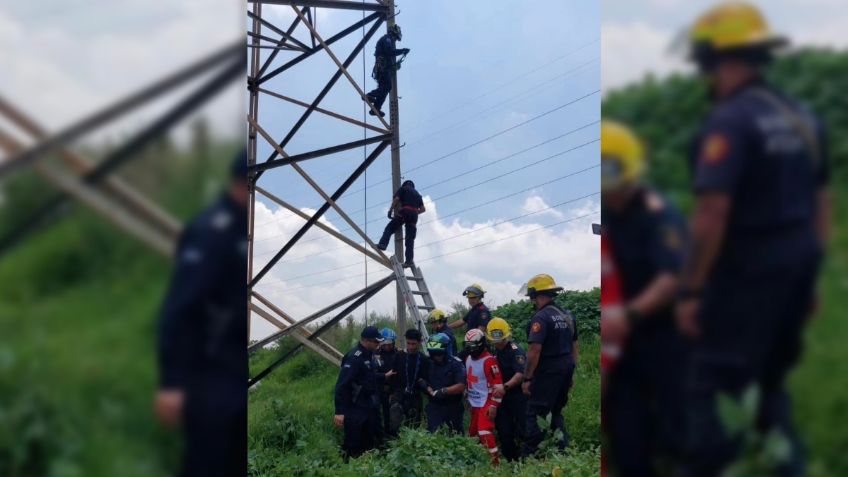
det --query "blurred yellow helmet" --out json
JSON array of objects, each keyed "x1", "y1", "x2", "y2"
[
  {"x1": 521, "y1": 273, "x2": 563, "y2": 297},
  {"x1": 427, "y1": 309, "x2": 447, "y2": 323},
  {"x1": 486, "y1": 317, "x2": 511, "y2": 343},
  {"x1": 690, "y1": 2, "x2": 786, "y2": 52},
  {"x1": 463, "y1": 283, "x2": 486, "y2": 299},
  {"x1": 601, "y1": 120, "x2": 645, "y2": 192}
]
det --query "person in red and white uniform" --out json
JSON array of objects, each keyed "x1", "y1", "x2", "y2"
[{"x1": 463, "y1": 328, "x2": 503, "y2": 466}]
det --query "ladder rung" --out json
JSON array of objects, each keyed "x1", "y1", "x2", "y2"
[
  {"x1": 418, "y1": 305, "x2": 434, "y2": 310},
  {"x1": 410, "y1": 291, "x2": 427, "y2": 296},
  {"x1": 406, "y1": 275, "x2": 423, "y2": 281}
]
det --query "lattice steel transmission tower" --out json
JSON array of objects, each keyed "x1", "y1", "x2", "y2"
[{"x1": 246, "y1": 0, "x2": 431, "y2": 386}]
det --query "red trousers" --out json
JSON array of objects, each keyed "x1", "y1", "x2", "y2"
[{"x1": 469, "y1": 406, "x2": 499, "y2": 464}]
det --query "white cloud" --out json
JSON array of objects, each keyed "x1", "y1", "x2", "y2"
[
  {"x1": 0, "y1": 2, "x2": 242, "y2": 146},
  {"x1": 601, "y1": 20, "x2": 688, "y2": 94},
  {"x1": 249, "y1": 194, "x2": 599, "y2": 341},
  {"x1": 520, "y1": 195, "x2": 565, "y2": 220}
]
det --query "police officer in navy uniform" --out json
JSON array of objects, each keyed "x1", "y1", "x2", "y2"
[
  {"x1": 155, "y1": 151, "x2": 248, "y2": 477},
  {"x1": 376, "y1": 179, "x2": 425, "y2": 268},
  {"x1": 427, "y1": 309, "x2": 458, "y2": 357},
  {"x1": 375, "y1": 328, "x2": 400, "y2": 438},
  {"x1": 419, "y1": 332, "x2": 467, "y2": 433},
  {"x1": 520, "y1": 274, "x2": 579, "y2": 457},
  {"x1": 676, "y1": 4, "x2": 830, "y2": 476},
  {"x1": 334, "y1": 326, "x2": 395, "y2": 459},
  {"x1": 486, "y1": 318, "x2": 528, "y2": 462},
  {"x1": 391, "y1": 329, "x2": 429, "y2": 428},
  {"x1": 365, "y1": 24, "x2": 409, "y2": 117},
  {"x1": 601, "y1": 121, "x2": 690, "y2": 475}
]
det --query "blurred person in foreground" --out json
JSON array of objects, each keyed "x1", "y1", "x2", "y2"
[
  {"x1": 155, "y1": 152, "x2": 248, "y2": 477},
  {"x1": 675, "y1": 3, "x2": 831, "y2": 476},
  {"x1": 601, "y1": 121, "x2": 689, "y2": 476}
]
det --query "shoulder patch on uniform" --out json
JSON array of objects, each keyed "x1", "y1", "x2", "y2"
[
  {"x1": 353, "y1": 350, "x2": 361, "y2": 357},
  {"x1": 210, "y1": 210, "x2": 233, "y2": 230},
  {"x1": 531, "y1": 322, "x2": 542, "y2": 333},
  {"x1": 517, "y1": 355, "x2": 526, "y2": 365},
  {"x1": 180, "y1": 247, "x2": 203, "y2": 264},
  {"x1": 700, "y1": 133, "x2": 730, "y2": 165},
  {"x1": 510, "y1": 343, "x2": 518, "y2": 350}
]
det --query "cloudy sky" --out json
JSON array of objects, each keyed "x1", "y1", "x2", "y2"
[
  {"x1": 602, "y1": 0, "x2": 848, "y2": 93},
  {"x1": 249, "y1": 0, "x2": 601, "y2": 340},
  {"x1": 0, "y1": 0, "x2": 242, "y2": 144}
]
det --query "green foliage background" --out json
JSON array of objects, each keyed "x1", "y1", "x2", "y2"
[
  {"x1": 603, "y1": 48, "x2": 848, "y2": 475},
  {"x1": 0, "y1": 131, "x2": 240, "y2": 476}
]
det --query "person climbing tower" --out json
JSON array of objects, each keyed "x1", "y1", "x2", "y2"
[
  {"x1": 365, "y1": 23, "x2": 409, "y2": 117},
  {"x1": 376, "y1": 179, "x2": 424, "y2": 268}
]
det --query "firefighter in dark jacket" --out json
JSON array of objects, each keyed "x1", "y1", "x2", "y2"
[
  {"x1": 487, "y1": 317, "x2": 528, "y2": 462},
  {"x1": 449, "y1": 284, "x2": 492, "y2": 361},
  {"x1": 365, "y1": 23, "x2": 409, "y2": 117},
  {"x1": 427, "y1": 309, "x2": 458, "y2": 357},
  {"x1": 520, "y1": 274, "x2": 579, "y2": 457},
  {"x1": 334, "y1": 326, "x2": 395, "y2": 459},
  {"x1": 676, "y1": 4, "x2": 830, "y2": 476}
]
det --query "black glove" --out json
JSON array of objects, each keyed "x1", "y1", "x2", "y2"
[
  {"x1": 403, "y1": 48, "x2": 410, "y2": 54},
  {"x1": 432, "y1": 388, "x2": 446, "y2": 400},
  {"x1": 387, "y1": 208, "x2": 394, "y2": 219}
]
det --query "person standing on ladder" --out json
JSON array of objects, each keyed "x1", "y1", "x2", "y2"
[
  {"x1": 365, "y1": 23, "x2": 409, "y2": 117},
  {"x1": 376, "y1": 179, "x2": 424, "y2": 268}
]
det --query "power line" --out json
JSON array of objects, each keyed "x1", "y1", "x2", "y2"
[
  {"x1": 402, "y1": 38, "x2": 599, "y2": 134},
  {"x1": 252, "y1": 141, "x2": 599, "y2": 247},
  {"x1": 277, "y1": 88, "x2": 600, "y2": 208},
  {"x1": 256, "y1": 209, "x2": 600, "y2": 293},
  {"x1": 343, "y1": 124, "x2": 600, "y2": 217},
  {"x1": 401, "y1": 57, "x2": 598, "y2": 151},
  {"x1": 252, "y1": 122, "x2": 594, "y2": 230},
  {"x1": 269, "y1": 191, "x2": 600, "y2": 283}
]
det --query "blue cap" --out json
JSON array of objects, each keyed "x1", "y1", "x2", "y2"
[{"x1": 361, "y1": 325, "x2": 384, "y2": 341}]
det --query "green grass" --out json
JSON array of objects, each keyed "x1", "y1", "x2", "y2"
[
  {"x1": 0, "y1": 220, "x2": 179, "y2": 476},
  {"x1": 789, "y1": 192, "x2": 848, "y2": 476}
]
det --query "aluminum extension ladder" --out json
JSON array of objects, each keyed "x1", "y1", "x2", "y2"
[{"x1": 391, "y1": 256, "x2": 435, "y2": 343}]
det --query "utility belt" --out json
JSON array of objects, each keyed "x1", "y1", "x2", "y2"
[
  {"x1": 400, "y1": 205, "x2": 419, "y2": 212},
  {"x1": 372, "y1": 56, "x2": 390, "y2": 79}
]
